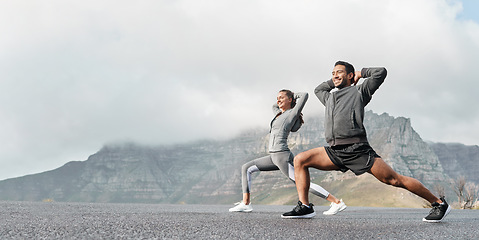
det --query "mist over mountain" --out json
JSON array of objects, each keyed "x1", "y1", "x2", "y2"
[{"x1": 0, "y1": 111, "x2": 473, "y2": 207}]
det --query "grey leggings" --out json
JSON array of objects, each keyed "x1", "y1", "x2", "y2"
[{"x1": 241, "y1": 151, "x2": 330, "y2": 199}]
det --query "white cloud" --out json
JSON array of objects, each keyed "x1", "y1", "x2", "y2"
[{"x1": 0, "y1": 0, "x2": 478, "y2": 180}]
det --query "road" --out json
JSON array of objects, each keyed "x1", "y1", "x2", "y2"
[{"x1": 1, "y1": 201, "x2": 477, "y2": 239}]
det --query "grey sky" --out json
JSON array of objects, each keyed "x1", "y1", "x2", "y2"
[{"x1": 1, "y1": 0, "x2": 478, "y2": 180}]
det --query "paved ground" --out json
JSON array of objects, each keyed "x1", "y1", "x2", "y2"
[{"x1": 0, "y1": 201, "x2": 477, "y2": 239}]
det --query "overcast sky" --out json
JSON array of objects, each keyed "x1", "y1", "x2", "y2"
[{"x1": 1, "y1": 0, "x2": 478, "y2": 180}]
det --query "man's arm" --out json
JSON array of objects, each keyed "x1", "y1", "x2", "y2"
[
  {"x1": 314, "y1": 80, "x2": 335, "y2": 106},
  {"x1": 356, "y1": 67, "x2": 387, "y2": 105}
]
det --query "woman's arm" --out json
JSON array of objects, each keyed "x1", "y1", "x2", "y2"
[
  {"x1": 291, "y1": 92, "x2": 308, "y2": 116},
  {"x1": 272, "y1": 103, "x2": 281, "y2": 115}
]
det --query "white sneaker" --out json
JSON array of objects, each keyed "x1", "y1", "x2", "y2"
[
  {"x1": 323, "y1": 199, "x2": 347, "y2": 215},
  {"x1": 229, "y1": 202, "x2": 253, "y2": 212}
]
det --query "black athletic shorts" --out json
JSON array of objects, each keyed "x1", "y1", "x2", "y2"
[{"x1": 324, "y1": 142, "x2": 380, "y2": 175}]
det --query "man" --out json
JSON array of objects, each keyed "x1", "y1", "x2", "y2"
[{"x1": 281, "y1": 61, "x2": 450, "y2": 222}]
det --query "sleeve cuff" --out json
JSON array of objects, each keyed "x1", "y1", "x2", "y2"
[
  {"x1": 327, "y1": 79, "x2": 335, "y2": 88},
  {"x1": 361, "y1": 68, "x2": 368, "y2": 78}
]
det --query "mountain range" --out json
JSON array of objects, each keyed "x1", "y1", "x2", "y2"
[{"x1": 0, "y1": 111, "x2": 476, "y2": 207}]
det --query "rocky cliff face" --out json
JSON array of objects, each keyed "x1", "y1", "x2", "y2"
[
  {"x1": 428, "y1": 142, "x2": 479, "y2": 184},
  {"x1": 364, "y1": 112, "x2": 448, "y2": 185},
  {"x1": 0, "y1": 111, "x2": 459, "y2": 205}
]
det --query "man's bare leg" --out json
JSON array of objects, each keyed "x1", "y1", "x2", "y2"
[
  {"x1": 293, "y1": 147, "x2": 340, "y2": 205},
  {"x1": 368, "y1": 157, "x2": 441, "y2": 204}
]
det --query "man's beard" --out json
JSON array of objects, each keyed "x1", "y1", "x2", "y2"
[{"x1": 336, "y1": 79, "x2": 348, "y2": 89}]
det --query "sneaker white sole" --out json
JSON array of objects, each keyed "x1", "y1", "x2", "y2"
[
  {"x1": 422, "y1": 205, "x2": 451, "y2": 223},
  {"x1": 323, "y1": 205, "x2": 347, "y2": 215},
  {"x1": 281, "y1": 212, "x2": 316, "y2": 219},
  {"x1": 229, "y1": 209, "x2": 253, "y2": 213}
]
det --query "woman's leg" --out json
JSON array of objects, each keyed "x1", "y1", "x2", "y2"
[{"x1": 240, "y1": 155, "x2": 279, "y2": 204}]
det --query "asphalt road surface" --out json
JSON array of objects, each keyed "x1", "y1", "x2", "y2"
[{"x1": 1, "y1": 201, "x2": 477, "y2": 239}]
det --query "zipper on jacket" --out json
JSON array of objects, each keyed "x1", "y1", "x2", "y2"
[{"x1": 331, "y1": 93, "x2": 336, "y2": 146}]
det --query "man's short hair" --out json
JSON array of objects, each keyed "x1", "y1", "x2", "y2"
[{"x1": 334, "y1": 61, "x2": 355, "y2": 75}]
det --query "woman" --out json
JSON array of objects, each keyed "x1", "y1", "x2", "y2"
[{"x1": 229, "y1": 89, "x2": 346, "y2": 216}]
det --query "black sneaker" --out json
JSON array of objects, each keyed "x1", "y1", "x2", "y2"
[
  {"x1": 422, "y1": 197, "x2": 451, "y2": 223},
  {"x1": 281, "y1": 201, "x2": 316, "y2": 219}
]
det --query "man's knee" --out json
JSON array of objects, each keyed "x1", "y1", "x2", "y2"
[
  {"x1": 371, "y1": 158, "x2": 405, "y2": 187},
  {"x1": 382, "y1": 175, "x2": 404, "y2": 188},
  {"x1": 294, "y1": 152, "x2": 308, "y2": 167}
]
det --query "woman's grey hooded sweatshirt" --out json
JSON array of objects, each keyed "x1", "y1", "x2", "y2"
[
  {"x1": 314, "y1": 67, "x2": 387, "y2": 146},
  {"x1": 269, "y1": 92, "x2": 308, "y2": 152}
]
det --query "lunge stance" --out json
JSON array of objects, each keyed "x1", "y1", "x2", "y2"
[
  {"x1": 230, "y1": 90, "x2": 346, "y2": 216},
  {"x1": 282, "y1": 61, "x2": 451, "y2": 222}
]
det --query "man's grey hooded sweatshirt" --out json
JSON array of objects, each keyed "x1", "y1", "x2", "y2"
[{"x1": 315, "y1": 67, "x2": 387, "y2": 146}]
